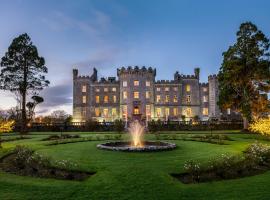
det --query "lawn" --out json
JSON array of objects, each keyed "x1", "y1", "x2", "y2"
[{"x1": 1, "y1": 130, "x2": 270, "y2": 200}]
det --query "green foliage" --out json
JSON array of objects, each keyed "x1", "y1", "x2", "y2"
[
  {"x1": 218, "y1": 22, "x2": 270, "y2": 122},
  {"x1": 114, "y1": 119, "x2": 125, "y2": 133}
]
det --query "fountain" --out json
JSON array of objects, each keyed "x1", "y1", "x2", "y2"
[{"x1": 97, "y1": 120, "x2": 176, "y2": 152}]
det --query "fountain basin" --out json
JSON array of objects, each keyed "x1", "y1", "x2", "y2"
[{"x1": 97, "y1": 141, "x2": 176, "y2": 152}]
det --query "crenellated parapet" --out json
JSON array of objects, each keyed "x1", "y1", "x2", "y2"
[
  {"x1": 95, "y1": 77, "x2": 119, "y2": 84},
  {"x1": 117, "y1": 66, "x2": 156, "y2": 76},
  {"x1": 200, "y1": 82, "x2": 209, "y2": 87},
  {"x1": 155, "y1": 80, "x2": 179, "y2": 84},
  {"x1": 208, "y1": 74, "x2": 218, "y2": 80}
]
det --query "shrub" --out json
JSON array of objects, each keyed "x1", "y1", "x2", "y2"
[
  {"x1": 183, "y1": 160, "x2": 201, "y2": 182},
  {"x1": 0, "y1": 119, "x2": 15, "y2": 148},
  {"x1": 244, "y1": 142, "x2": 270, "y2": 165},
  {"x1": 249, "y1": 118, "x2": 270, "y2": 136},
  {"x1": 114, "y1": 119, "x2": 125, "y2": 133}
]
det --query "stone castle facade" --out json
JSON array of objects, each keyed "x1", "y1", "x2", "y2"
[{"x1": 72, "y1": 66, "x2": 221, "y2": 122}]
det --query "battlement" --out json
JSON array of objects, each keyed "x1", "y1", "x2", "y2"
[
  {"x1": 117, "y1": 66, "x2": 156, "y2": 76},
  {"x1": 95, "y1": 77, "x2": 119, "y2": 84},
  {"x1": 200, "y1": 83, "x2": 209, "y2": 86},
  {"x1": 180, "y1": 74, "x2": 197, "y2": 79},
  {"x1": 155, "y1": 80, "x2": 178, "y2": 84},
  {"x1": 208, "y1": 74, "x2": 218, "y2": 80}
]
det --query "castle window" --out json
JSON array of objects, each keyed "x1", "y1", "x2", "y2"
[
  {"x1": 103, "y1": 108, "x2": 109, "y2": 118},
  {"x1": 146, "y1": 105, "x2": 151, "y2": 116},
  {"x1": 173, "y1": 87, "x2": 178, "y2": 91},
  {"x1": 95, "y1": 96, "x2": 100, "y2": 103},
  {"x1": 82, "y1": 96, "x2": 86, "y2": 103},
  {"x1": 165, "y1": 107, "x2": 170, "y2": 116},
  {"x1": 173, "y1": 108, "x2": 178, "y2": 116},
  {"x1": 112, "y1": 87, "x2": 116, "y2": 92},
  {"x1": 123, "y1": 81, "x2": 127, "y2": 87},
  {"x1": 113, "y1": 95, "x2": 117, "y2": 103},
  {"x1": 104, "y1": 96, "x2": 109, "y2": 103},
  {"x1": 165, "y1": 87, "x2": 170, "y2": 92},
  {"x1": 156, "y1": 107, "x2": 162, "y2": 117},
  {"x1": 134, "y1": 80, "x2": 139, "y2": 86},
  {"x1": 95, "y1": 108, "x2": 100, "y2": 117},
  {"x1": 165, "y1": 95, "x2": 170, "y2": 103},
  {"x1": 203, "y1": 108, "x2": 208, "y2": 115},
  {"x1": 186, "y1": 85, "x2": 191, "y2": 92},
  {"x1": 112, "y1": 108, "x2": 117, "y2": 116},
  {"x1": 82, "y1": 108, "x2": 86, "y2": 117},
  {"x1": 96, "y1": 88, "x2": 100, "y2": 92},
  {"x1": 173, "y1": 95, "x2": 178, "y2": 103},
  {"x1": 203, "y1": 96, "x2": 208, "y2": 102},
  {"x1": 122, "y1": 105, "x2": 127, "y2": 118},
  {"x1": 146, "y1": 81, "x2": 151, "y2": 87},
  {"x1": 146, "y1": 91, "x2": 150, "y2": 99},
  {"x1": 134, "y1": 91, "x2": 139, "y2": 99},
  {"x1": 227, "y1": 108, "x2": 231, "y2": 115},
  {"x1": 123, "y1": 91, "x2": 127, "y2": 99},
  {"x1": 133, "y1": 107, "x2": 140, "y2": 114},
  {"x1": 203, "y1": 87, "x2": 208, "y2": 92},
  {"x1": 156, "y1": 87, "x2": 161, "y2": 92},
  {"x1": 82, "y1": 85, "x2": 87, "y2": 93},
  {"x1": 104, "y1": 88, "x2": 108, "y2": 92},
  {"x1": 186, "y1": 107, "x2": 192, "y2": 117},
  {"x1": 186, "y1": 95, "x2": 191, "y2": 103},
  {"x1": 156, "y1": 95, "x2": 161, "y2": 103}
]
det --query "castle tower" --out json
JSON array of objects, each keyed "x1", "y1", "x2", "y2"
[
  {"x1": 208, "y1": 75, "x2": 220, "y2": 119},
  {"x1": 117, "y1": 66, "x2": 156, "y2": 121}
]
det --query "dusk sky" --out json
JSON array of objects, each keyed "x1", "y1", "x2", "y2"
[{"x1": 0, "y1": 0, "x2": 270, "y2": 115}]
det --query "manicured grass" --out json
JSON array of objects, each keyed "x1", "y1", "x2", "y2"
[{"x1": 1, "y1": 131, "x2": 270, "y2": 200}]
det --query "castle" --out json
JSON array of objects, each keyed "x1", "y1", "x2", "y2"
[{"x1": 72, "y1": 66, "x2": 221, "y2": 122}]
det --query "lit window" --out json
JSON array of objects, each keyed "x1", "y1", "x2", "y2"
[
  {"x1": 156, "y1": 95, "x2": 161, "y2": 103},
  {"x1": 146, "y1": 91, "x2": 150, "y2": 99},
  {"x1": 82, "y1": 109, "x2": 86, "y2": 117},
  {"x1": 156, "y1": 87, "x2": 161, "y2": 92},
  {"x1": 173, "y1": 95, "x2": 178, "y2": 103},
  {"x1": 165, "y1": 95, "x2": 170, "y2": 103},
  {"x1": 203, "y1": 96, "x2": 208, "y2": 102},
  {"x1": 103, "y1": 108, "x2": 108, "y2": 118},
  {"x1": 146, "y1": 81, "x2": 151, "y2": 87},
  {"x1": 123, "y1": 91, "x2": 127, "y2": 99},
  {"x1": 173, "y1": 87, "x2": 178, "y2": 91},
  {"x1": 146, "y1": 105, "x2": 151, "y2": 116},
  {"x1": 227, "y1": 108, "x2": 231, "y2": 115},
  {"x1": 134, "y1": 92, "x2": 139, "y2": 99},
  {"x1": 133, "y1": 107, "x2": 140, "y2": 114},
  {"x1": 96, "y1": 88, "x2": 100, "y2": 92},
  {"x1": 186, "y1": 85, "x2": 191, "y2": 92},
  {"x1": 165, "y1": 87, "x2": 170, "y2": 92},
  {"x1": 122, "y1": 105, "x2": 127, "y2": 118},
  {"x1": 134, "y1": 80, "x2": 139, "y2": 86},
  {"x1": 123, "y1": 81, "x2": 127, "y2": 87},
  {"x1": 203, "y1": 87, "x2": 208, "y2": 92},
  {"x1": 186, "y1": 108, "x2": 192, "y2": 117},
  {"x1": 95, "y1": 108, "x2": 100, "y2": 117},
  {"x1": 95, "y1": 96, "x2": 100, "y2": 103},
  {"x1": 165, "y1": 108, "x2": 170, "y2": 116},
  {"x1": 112, "y1": 87, "x2": 116, "y2": 92},
  {"x1": 104, "y1": 88, "x2": 108, "y2": 92},
  {"x1": 173, "y1": 108, "x2": 178, "y2": 116},
  {"x1": 203, "y1": 108, "x2": 208, "y2": 115},
  {"x1": 156, "y1": 107, "x2": 162, "y2": 117},
  {"x1": 186, "y1": 95, "x2": 191, "y2": 103},
  {"x1": 113, "y1": 95, "x2": 117, "y2": 103},
  {"x1": 82, "y1": 85, "x2": 87, "y2": 92},
  {"x1": 104, "y1": 96, "x2": 109, "y2": 103},
  {"x1": 112, "y1": 108, "x2": 117, "y2": 116},
  {"x1": 82, "y1": 96, "x2": 86, "y2": 103}
]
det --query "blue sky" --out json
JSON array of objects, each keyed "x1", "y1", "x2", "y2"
[{"x1": 0, "y1": 0, "x2": 270, "y2": 115}]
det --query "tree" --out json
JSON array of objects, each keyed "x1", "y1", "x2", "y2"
[
  {"x1": 218, "y1": 22, "x2": 270, "y2": 129},
  {"x1": 249, "y1": 118, "x2": 270, "y2": 136},
  {"x1": 26, "y1": 95, "x2": 44, "y2": 121},
  {"x1": 0, "y1": 119, "x2": 15, "y2": 148},
  {"x1": 0, "y1": 33, "x2": 49, "y2": 133}
]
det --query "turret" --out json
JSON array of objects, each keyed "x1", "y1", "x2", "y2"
[
  {"x1": 73, "y1": 69, "x2": 78, "y2": 79},
  {"x1": 90, "y1": 67, "x2": 97, "y2": 82},
  {"x1": 194, "y1": 68, "x2": 200, "y2": 79}
]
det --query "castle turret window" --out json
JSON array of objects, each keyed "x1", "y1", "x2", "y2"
[
  {"x1": 123, "y1": 81, "x2": 127, "y2": 87},
  {"x1": 95, "y1": 96, "x2": 100, "y2": 103},
  {"x1": 104, "y1": 96, "x2": 109, "y2": 103},
  {"x1": 146, "y1": 81, "x2": 150, "y2": 87},
  {"x1": 123, "y1": 91, "x2": 127, "y2": 99},
  {"x1": 186, "y1": 95, "x2": 191, "y2": 103},
  {"x1": 186, "y1": 85, "x2": 191, "y2": 92},
  {"x1": 82, "y1": 85, "x2": 87, "y2": 92},
  {"x1": 82, "y1": 96, "x2": 86, "y2": 103},
  {"x1": 134, "y1": 80, "x2": 139, "y2": 86},
  {"x1": 165, "y1": 95, "x2": 170, "y2": 102},
  {"x1": 134, "y1": 92, "x2": 139, "y2": 99},
  {"x1": 146, "y1": 91, "x2": 150, "y2": 99},
  {"x1": 156, "y1": 95, "x2": 161, "y2": 103}
]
